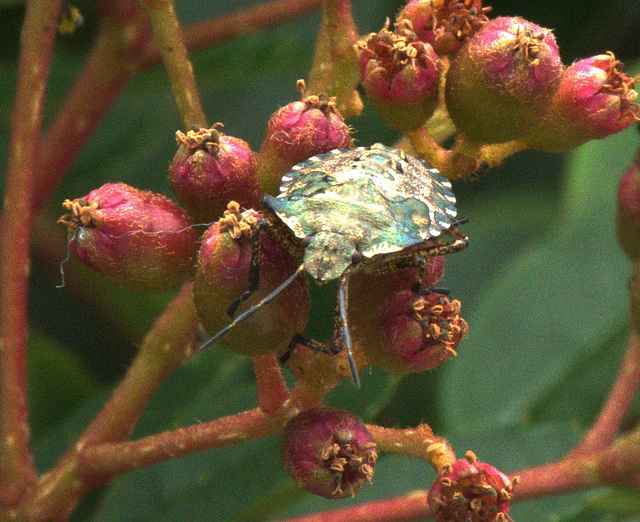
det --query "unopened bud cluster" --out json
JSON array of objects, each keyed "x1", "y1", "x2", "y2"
[
  {"x1": 355, "y1": 0, "x2": 638, "y2": 146},
  {"x1": 55, "y1": 0, "x2": 638, "y2": 513}
]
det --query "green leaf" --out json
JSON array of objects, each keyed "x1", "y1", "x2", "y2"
[
  {"x1": 440, "y1": 126, "x2": 637, "y2": 435},
  {"x1": 27, "y1": 330, "x2": 100, "y2": 438}
]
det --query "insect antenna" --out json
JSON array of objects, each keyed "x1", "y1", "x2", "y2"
[{"x1": 196, "y1": 263, "x2": 306, "y2": 354}]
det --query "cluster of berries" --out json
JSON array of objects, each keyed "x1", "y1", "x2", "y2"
[
  {"x1": 361, "y1": 0, "x2": 638, "y2": 150},
  {"x1": 57, "y1": 0, "x2": 640, "y2": 519}
]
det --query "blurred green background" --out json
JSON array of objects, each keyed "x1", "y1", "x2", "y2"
[{"x1": 2, "y1": 0, "x2": 640, "y2": 519}]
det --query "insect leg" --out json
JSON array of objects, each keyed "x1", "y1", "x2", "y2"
[
  {"x1": 197, "y1": 263, "x2": 305, "y2": 354},
  {"x1": 281, "y1": 278, "x2": 361, "y2": 388},
  {"x1": 331, "y1": 276, "x2": 360, "y2": 388},
  {"x1": 280, "y1": 333, "x2": 327, "y2": 363}
]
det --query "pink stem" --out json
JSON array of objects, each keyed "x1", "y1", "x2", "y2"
[
  {"x1": 0, "y1": 0, "x2": 64, "y2": 508},
  {"x1": 253, "y1": 353, "x2": 290, "y2": 414},
  {"x1": 571, "y1": 328, "x2": 640, "y2": 456}
]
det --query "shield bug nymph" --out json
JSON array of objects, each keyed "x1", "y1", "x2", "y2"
[{"x1": 198, "y1": 143, "x2": 468, "y2": 387}]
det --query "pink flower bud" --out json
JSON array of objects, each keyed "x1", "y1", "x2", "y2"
[
  {"x1": 616, "y1": 157, "x2": 640, "y2": 260},
  {"x1": 193, "y1": 202, "x2": 309, "y2": 357},
  {"x1": 256, "y1": 82, "x2": 353, "y2": 195},
  {"x1": 364, "y1": 289, "x2": 467, "y2": 375},
  {"x1": 169, "y1": 125, "x2": 261, "y2": 223},
  {"x1": 525, "y1": 53, "x2": 640, "y2": 152},
  {"x1": 281, "y1": 407, "x2": 377, "y2": 499},
  {"x1": 396, "y1": 0, "x2": 491, "y2": 55},
  {"x1": 445, "y1": 16, "x2": 563, "y2": 143},
  {"x1": 357, "y1": 24, "x2": 441, "y2": 131},
  {"x1": 428, "y1": 451, "x2": 517, "y2": 522},
  {"x1": 59, "y1": 183, "x2": 198, "y2": 293},
  {"x1": 348, "y1": 256, "x2": 453, "y2": 375}
]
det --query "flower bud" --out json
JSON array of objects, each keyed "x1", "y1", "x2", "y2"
[
  {"x1": 169, "y1": 125, "x2": 261, "y2": 223},
  {"x1": 281, "y1": 407, "x2": 377, "y2": 499},
  {"x1": 365, "y1": 289, "x2": 466, "y2": 375},
  {"x1": 59, "y1": 183, "x2": 198, "y2": 293},
  {"x1": 396, "y1": 0, "x2": 491, "y2": 56},
  {"x1": 347, "y1": 256, "x2": 458, "y2": 375},
  {"x1": 428, "y1": 451, "x2": 517, "y2": 522},
  {"x1": 445, "y1": 16, "x2": 563, "y2": 143},
  {"x1": 357, "y1": 24, "x2": 441, "y2": 131},
  {"x1": 525, "y1": 53, "x2": 640, "y2": 152},
  {"x1": 616, "y1": 155, "x2": 640, "y2": 259},
  {"x1": 256, "y1": 81, "x2": 353, "y2": 195},
  {"x1": 193, "y1": 203, "x2": 309, "y2": 357}
]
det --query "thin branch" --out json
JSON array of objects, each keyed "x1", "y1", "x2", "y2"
[
  {"x1": 571, "y1": 328, "x2": 640, "y2": 457},
  {"x1": 516, "y1": 428, "x2": 640, "y2": 500},
  {"x1": 177, "y1": 0, "x2": 323, "y2": 56},
  {"x1": 77, "y1": 408, "x2": 284, "y2": 481},
  {"x1": 367, "y1": 424, "x2": 456, "y2": 475},
  {"x1": 31, "y1": 6, "x2": 150, "y2": 213},
  {"x1": 0, "y1": 0, "x2": 64, "y2": 508},
  {"x1": 142, "y1": 0, "x2": 207, "y2": 129},
  {"x1": 31, "y1": 0, "x2": 326, "y2": 216},
  {"x1": 282, "y1": 490, "x2": 432, "y2": 521},
  {"x1": 406, "y1": 127, "x2": 527, "y2": 179},
  {"x1": 17, "y1": 283, "x2": 199, "y2": 519},
  {"x1": 253, "y1": 353, "x2": 290, "y2": 414}
]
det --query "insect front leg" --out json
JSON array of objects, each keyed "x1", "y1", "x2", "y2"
[{"x1": 281, "y1": 275, "x2": 361, "y2": 388}]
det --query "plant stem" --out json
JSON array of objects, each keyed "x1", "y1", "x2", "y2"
[
  {"x1": 367, "y1": 424, "x2": 456, "y2": 474},
  {"x1": 179, "y1": 0, "x2": 324, "y2": 56},
  {"x1": 516, "y1": 428, "x2": 640, "y2": 499},
  {"x1": 0, "y1": 0, "x2": 64, "y2": 509},
  {"x1": 281, "y1": 491, "x2": 432, "y2": 521},
  {"x1": 17, "y1": 283, "x2": 199, "y2": 519},
  {"x1": 142, "y1": 0, "x2": 206, "y2": 129},
  {"x1": 31, "y1": 5, "x2": 150, "y2": 213},
  {"x1": 77, "y1": 408, "x2": 284, "y2": 481},
  {"x1": 571, "y1": 328, "x2": 640, "y2": 456},
  {"x1": 253, "y1": 354, "x2": 290, "y2": 414},
  {"x1": 407, "y1": 127, "x2": 527, "y2": 179},
  {"x1": 306, "y1": 0, "x2": 362, "y2": 117}
]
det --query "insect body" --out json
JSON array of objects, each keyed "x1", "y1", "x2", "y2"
[{"x1": 199, "y1": 144, "x2": 468, "y2": 387}]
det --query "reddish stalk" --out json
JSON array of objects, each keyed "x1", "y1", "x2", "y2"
[
  {"x1": 571, "y1": 328, "x2": 640, "y2": 456},
  {"x1": 253, "y1": 353, "x2": 290, "y2": 414},
  {"x1": 77, "y1": 408, "x2": 284, "y2": 481},
  {"x1": 0, "y1": 0, "x2": 64, "y2": 509},
  {"x1": 283, "y1": 491, "x2": 432, "y2": 521},
  {"x1": 177, "y1": 0, "x2": 323, "y2": 57},
  {"x1": 32, "y1": 0, "x2": 326, "y2": 215},
  {"x1": 31, "y1": 5, "x2": 150, "y2": 213},
  {"x1": 516, "y1": 428, "x2": 640, "y2": 499},
  {"x1": 17, "y1": 283, "x2": 199, "y2": 519}
]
